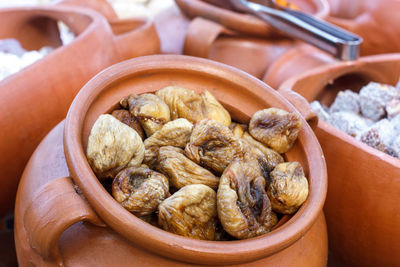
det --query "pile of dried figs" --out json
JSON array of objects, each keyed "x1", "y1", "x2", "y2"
[{"x1": 86, "y1": 86, "x2": 309, "y2": 241}]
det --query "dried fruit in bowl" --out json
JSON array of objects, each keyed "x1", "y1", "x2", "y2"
[
  {"x1": 156, "y1": 86, "x2": 231, "y2": 126},
  {"x1": 267, "y1": 162, "x2": 309, "y2": 214},
  {"x1": 185, "y1": 119, "x2": 245, "y2": 175},
  {"x1": 86, "y1": 114, "x2": 145, "y2": 179},
  {"x1": 217, "y1": 157, "x2": 278, "y2": 239},
  {"x1": 249, "y1": 108, "x2": 302, "y2": 154},
  {"x1": 157, "y1": 146, "x2": 219, "y2": 189},
  {"x1": 111, "y1": 109, "x2": 145, "y2": 140},
  {"x1": 158, "y1": 184, "x2": 217, "y2": 240},
  {"x1": 120, "y1": 93, "x2": 171, "y2": 137},
  {"x1": 112, "y1": 166, "x2": 169, "y2": 216},
  {"x1": 143, "y1": 118, "x2": 193, "y2": 167}
]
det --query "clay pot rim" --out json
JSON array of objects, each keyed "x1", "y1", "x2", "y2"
[
  {"x1": 0, "y1": 5, "x2": 153, "y2": 84},
  {"x1": 280, "y1": 53, "x2": 400, "y2": 167},
  {"x1": 64, "y1": 55, "x2": 327, "y2": 265},
  {"x1": 175, "y1": 0, "x2": 330, "y2": 37}
]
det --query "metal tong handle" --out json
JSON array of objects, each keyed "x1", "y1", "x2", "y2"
[{"x1": 230, "y1": 0, "x2": 362, "y2": 60}]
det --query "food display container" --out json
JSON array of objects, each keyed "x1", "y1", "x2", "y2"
[
  {"x1": 326, "y1": 0, "x2": 400, "y2": 56},
  {"x1": 176, "y1": 0, "x2": 329, "y2": 79},
  {"x1": 15, "y1": 55, "x2": 327, "y2": 266},
  {"x1": 279, "y1": 53, "x2": 400, "y2": 267},
  {"x1": 264, "y1": 0, "x2": 400, "y2": 89},
  {"x1": 0, "y1": 5, "x2": 160, "y2": 218}
]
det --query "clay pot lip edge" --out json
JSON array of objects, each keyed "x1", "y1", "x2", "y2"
[
  {"x1": 175, "y1": 0, "x2": 330, "y2": 36},
  {"x1": 279, "y1": 53, "x2": 400, "y2": 167},
  {"x1": 63, "y1": 54, "x2": 327, "y2": 264},
  {"x1": 0, "y1": 5, "x2": 106, "y2": 85}
]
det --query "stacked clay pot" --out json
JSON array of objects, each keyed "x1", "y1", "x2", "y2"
[
  {"x1": 279, "y1": 54, "x2": 400, "y2": 267},
  {"x1": 176, "y1": 0, "x2": 329, "y2": 79},
  {"x1": 264, "y1": 0, "x2": 400, "y2": 88},
  {"x1": 0, "y1": 5, "x2": 160, "y2": 218},
  {"x1": 15, "y1": 55, "x2": 328, "y2": 266}
]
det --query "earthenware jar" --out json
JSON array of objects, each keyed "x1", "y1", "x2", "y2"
[
  {"x1": 0, "y1": 5, "x2": 160, "y2": 218},
  {"x1": 15, "y1": 55, "x2": 327, "y2": 266},
  {"x1": 279, "y1": 53, "x2": 400, "y2": 267},
  {"x1": 326, "y1": 0, "x2": 400, "y2": 56},
  {"x1": 176, "y1": 0, "x2": 330, "y2": 79}
]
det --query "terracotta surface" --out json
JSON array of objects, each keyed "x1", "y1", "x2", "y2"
[
  {"x1": 279, "y1": 53, "x2": 400, "y2": 267},
  {"x1": 263, "y1": 44, "x2": 336, "y2": 89},
  {"x1": 326, "y1": 0, "x2": 400, "y2": 56},
  {"x1": 178, "y1": 0, "x2": 330, "y2": 79},
  {"x1": 15, "y1": 55, "x2": 328, "y2": 266},
  {"x1": 0, "y1": 5, "x2": 160, "y2": 218}
]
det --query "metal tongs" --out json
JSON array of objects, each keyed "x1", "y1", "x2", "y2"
[{"x1": 229, "y1": 0, "x2": 363, "y2": 60}]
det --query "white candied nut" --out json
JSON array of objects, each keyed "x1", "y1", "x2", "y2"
[
  {"x1": 386, "y1": 97, "x2": 400, "y2": 119},
  {"x1": 329, "y1": 90, "x2": 360, "y2": 114},
  {"x1": 390, "y1": 114, "x2": 400, "y2": 133},
  {"x1": 310, "y1": 101, "x2": 330, "y2": 122},
  {"x1": 359, "y1": 119, "x2": 396, "y2": 155},
  {"x1": 359, "y1": 82, "x2": 398, "y2": 121},
  {"x1": 329, "y1": 112, "x2": 369, "y2": 137},
  {"x1": 86, "y1": 114, "x2": 145, "y2": 179}
]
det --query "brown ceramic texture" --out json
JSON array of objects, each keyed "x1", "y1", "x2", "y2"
[
  {"x1": 326, "y1": 0, "x2": 400, "y2": 56},
  {"x1": 179, "y1": 0, "x2": 329, "y2": 79},
  {"x1": 15, "y1": 55, "x2": 327, "y2": 266},
  {"x1": 0, "y1": 5, "x2": 160, "y2": 218},
  {"x1": 279, "y1": 53, "x2": 400, "y2": 267}
]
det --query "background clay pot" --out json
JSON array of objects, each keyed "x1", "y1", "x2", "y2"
[
  {"x1": 0, "y1": 5, "x2": 160, "y2": 218},
  {"x1": 326, "y1": 0, "x2": 400, "y2": 56},
  {"x1": 279, "y1": 53, "x2": 400, "y2": 267},
  {"x1": 177, "y1": 0, "x2": 329, "y2": 79},
  {"x1": 264, "y1": 0, "x2": 400, "y2": 90},
  {"x1": 15, "y1": 55, "x2": 327, "y2": 266}
]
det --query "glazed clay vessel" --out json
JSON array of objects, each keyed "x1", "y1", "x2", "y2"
[
  {"x1": 15, "y1": 55, "x2": 328, "y2": 266},
  {"x1": 177, "y1": 0, "x2": 330, "y2": 79},
  {"x1": 0, "y1": 5, "x2": 159, "y2": 218},
  {"x1": 279, "y1": 53, "x2": 400, "y2": 267}
]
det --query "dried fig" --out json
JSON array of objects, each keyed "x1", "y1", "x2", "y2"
[
  {"x1": 249, "y1": 108, "x2": 302, "y2": 153},
  {"x1": 158, "y1": 184, "x2": 217, "y2": 240},
  {"x1": 143, "y1": 119, "x2": 193, "y2": 167},
  {"x1": 201, "y1": 89, "x2": 231, "y2": 126},
  {"x1": 156, "y1": 86, "x2": 231, "y2": 126},
  {"x1": 86, "y1": 114, "x2": 145, "y2": 179},
  {"x1": 242, "y1": 132, "x2": 284, "y2": 173},
  {"x1": 185, "y1": 119, "x2": 245, "y2": 175},
  {"x1": 158, "y1": 146, "x2": 219, "y2": 189},
  {"x1": 111, "y1": 109, "x2": 145, "y2": 140},
  {"x1": 217, "y1": 157, "x2": 278, "y2": 239},
  {"x1": 267, "y1": 162, "x2": 309, "y2": 214},
  {"x1": 230, "y1": 122, "x2": 247, "y2": 138},
  {"x1": 121, "y1": 93, "x2": 170, "y2": 137},
  {"x1": 112, "y1": 166, "x2": 169, "y2": 216}
]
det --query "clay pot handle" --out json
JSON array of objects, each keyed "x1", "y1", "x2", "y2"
[
  {"x1": 278, "y1": 89, "x2": 318, "y2": 129},
  {"x1": 110, "y1": 17, "x2": 160, "y2": 61},
  {"x1": 184, "y1": 17, "x2": 235, "y2": 58},
  {"x1": 23, "y1": 177, "x2": 105, "y2": 266}
]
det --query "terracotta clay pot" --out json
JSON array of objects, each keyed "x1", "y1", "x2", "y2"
[
  {"x1": 263, "y1": 44, "x2": 336, "y2": 89},
  {"x1": 177, "y1": 0, "x2": 330, "y2": 79},
  {"x1": 15, "y1": 55, "x2": 328, "y2": 266},
  {"x1": 326, "y1": 0, "x2": 400, "y2": 56},
  {"x1": 279, "y1": 53, "x2": 400, "y2": 267},
  {"x1": 0, "y1": 5, "x2": 160, "y2": 218}
]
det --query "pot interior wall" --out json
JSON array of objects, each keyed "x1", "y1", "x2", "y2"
[{"x1": 0, "y1": 10, "x2": 93, "y2": 50}]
